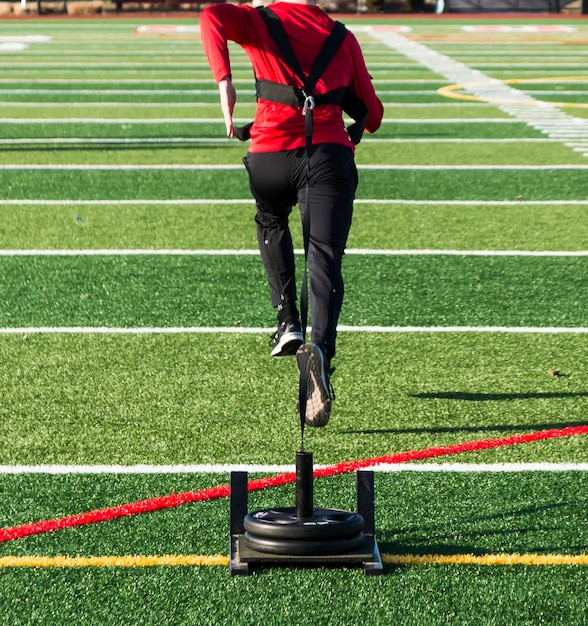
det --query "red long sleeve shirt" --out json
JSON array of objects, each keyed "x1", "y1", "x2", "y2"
[{"x1": 200, "y1": 1, "x2": 384, "y2": 153}]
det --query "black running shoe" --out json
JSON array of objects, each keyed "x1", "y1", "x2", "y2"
[
  {"x1": 269, "y1": 321, "x2": 303, "y2": 357},
  {"x1": 296, "y1": 343, "x2": 333, "y2": 427}
]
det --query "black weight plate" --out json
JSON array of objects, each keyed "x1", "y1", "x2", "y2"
[
  {"x1": 244, "y1": 507, "x2": 364, "y2": 540},
  {"x1": 243, "y1": 530, "x2": 366, "y2": 556}
]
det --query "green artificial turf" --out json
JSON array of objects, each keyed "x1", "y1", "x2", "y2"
[
  {"x1": 1, "y1": 202, "x2": 586, "y2": 252},
  {"x1": 1, "y1": 254, "x2": 586, "y2": 328},
  {"x1": 0, "y1": 332, "x2": 586, "y2": 465},
  {"x1": 0, "y1": 120, "x2": 544, "y2": 141},
  {"x1": 0, "y1": 565, "x2": 586, "y2": 626},
  {"x1": 0, "y1": 15, "x2": 587, "y2": 626},
  {"x1": 1, "y1": 472, "x2": 586, "y2": 557},
  {"x1": 1, "y1": 168, "x2": 587, "y2": 201},
  {"x1": 0, "y1": 473, "x2": 586, "y2": 625},
  {"x1": 1, "y1": 141, "x2": 583, "y2": 166}
]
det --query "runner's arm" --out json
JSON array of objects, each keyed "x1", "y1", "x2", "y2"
[{"x1": 346, "y1": 33, "x2": 384, "y2": 134}]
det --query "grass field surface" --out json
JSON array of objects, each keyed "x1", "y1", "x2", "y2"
[{"x1": 0, "y1": 13, "x2": 587, "y2": 626}]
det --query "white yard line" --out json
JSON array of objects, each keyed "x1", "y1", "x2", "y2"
[
  {"x1": 2, "y1": 62, "x2": 243, "y2": 69},
  {"x1": 0, "y1": 89, "x2": 466, "y2": 96},
  {"x1": 0, "y1": 326, "x2": 587, "y2": 335},
  {"x1": 0, "y1": 117, "x2": 251, "y2": 124},
  {"x1": 473, "y1": 63, "x2": 588, "y2": 68},
  {"x1": 0, "y1": 249, "x2": 260, "y2": 256},
  {"x1": 9, "y1": 61, "x2": 582, "y2": 68},
  {"x1": 0, "y1": 101, "x2": 229, "y2": 108},
  {"x1": 0, "y1": 117, "x2": 522, "y2": 124},
  {"x1": 345, "y1": 249, "x2": 588, "y2": 256},
  {"x1": 1, "y1": 164, "x2": 587, "y2": 171},
  {"x1": 341, "y1": 326, "x2": 588, "y2": 334},
  {"x1": 0, "y1": 137, "x2": 557, "y2": 146},
  {"x1": 0, "y1": 89, "x2": 251, "y2": 96},
  {"x1": 2, "y1": 199, "x2": 588, "y2": 206},
  {"x1": 0, "y1": 79, "x2": 253, "y2": 85},
  {"x1": 369, "y1": 29, "x2": 588, "y2": 158},
  {"x1": 0, "y1": 89, "x2": 535, "y2": 98},
  {"x1": 0, "y1": 199, "x2": 253, "y2": 205},
  {"x1": 0, "y1": 78, "x2": 453, "y2": 85},
  {"x1": 0, "y1": 138, "x2": 237, "y2": 145},
  {"x1": 436, "y1": 51, "x2": 588, "y2": 56},
  {"x1": 1, "y1": 462, "x2": 586, "y2": 474},
  {"x1": 2, "y1": 61, "x2": 427, "y2": 70},
  {"x1": 0, "y1": 249, "x2": 586, "y2": 257},
  {"x1": 0, "y1": 101, "x2": 518, "y2": 108},
  {"x1": 0, "y1": 138, "x2": 562, "y2": 148}
]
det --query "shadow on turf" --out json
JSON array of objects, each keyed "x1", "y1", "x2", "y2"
[
  {"x1": 342, "y1": 419, "x2": 588, "y2": 436},
  {"x1": 342, "y1": 391, "x2": 588, "y2": 435},
  {"x1": 412, "y1": 391, "x2": 588, "y2": 401},
  {"x1": 377, "y1": 495, "x2": 588, "y2": 558}
]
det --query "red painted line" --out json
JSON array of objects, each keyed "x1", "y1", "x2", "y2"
[
  {"x1": 1, "y1": 426, "x2": 586, "y2": 543},
  {"x1": 314, "y1": 426, "x2": 588, "y2": 479}
]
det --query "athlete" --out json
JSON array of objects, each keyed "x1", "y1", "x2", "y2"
[{"x1": 200, "y1": 0, "x2": 383, "y2": 427}]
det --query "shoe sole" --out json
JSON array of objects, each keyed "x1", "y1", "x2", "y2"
[
  {"x1": 271, "y1": 331, "x2": 303, "y2": 357},
  {"x1": 296, "y1": 343, "x2": 331, "y2": 427}
]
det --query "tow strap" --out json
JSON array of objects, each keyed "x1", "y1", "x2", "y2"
[{"x1": 236, "y1": 7, "x2": 363, "y2": 441}]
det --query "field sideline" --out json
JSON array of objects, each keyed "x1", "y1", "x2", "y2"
[{"x1": 0, "y1": 12, "x2": 587, "y2": 626}]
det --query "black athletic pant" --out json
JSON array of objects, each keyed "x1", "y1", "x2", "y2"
[{"x1": 243, "y1": 143, "x2": 358, "y2": 359}]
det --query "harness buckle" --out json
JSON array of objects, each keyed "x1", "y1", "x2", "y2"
[{"x1": 302, "y1": 93, "x2": 315, "y2": 116}]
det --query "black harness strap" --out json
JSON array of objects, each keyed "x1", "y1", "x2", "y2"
[
  {"x1": 258, "y1": 6, "x2": 305, "y2": 84},
  {"x1": 257, "y1": 6, "x2": 348, "y2": 156},
  {"x1": 254, "y1": 80, "x2": 347, "y2": 110},
  {"x1": 234, "y1": 6, "x2": 368, "y2": 146}
]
